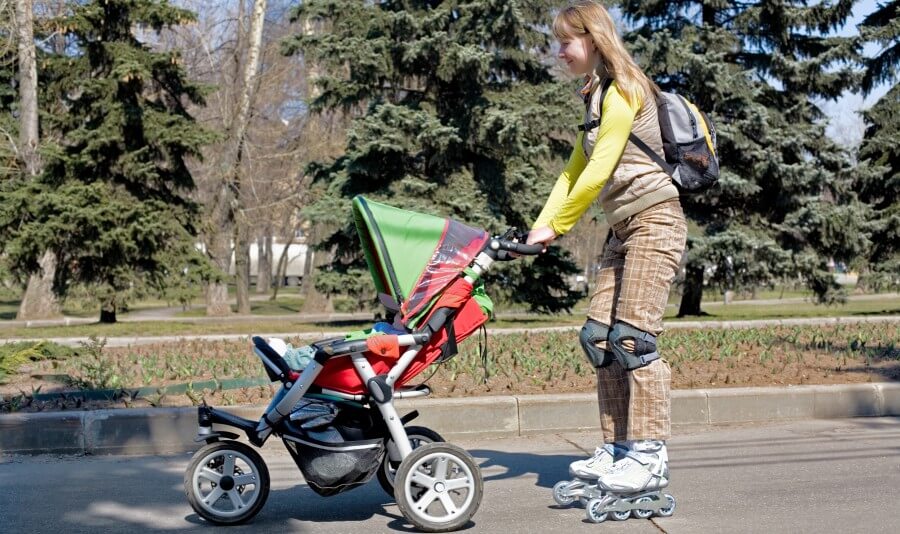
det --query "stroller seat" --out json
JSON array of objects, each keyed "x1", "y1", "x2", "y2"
[{"x1": 308, "y1": 291, "x2": 487, "y2": 395}]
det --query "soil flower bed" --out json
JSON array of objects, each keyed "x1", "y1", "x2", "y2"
[{"x1": 1, "y1": 322, "x2": 898, "y2": 413}]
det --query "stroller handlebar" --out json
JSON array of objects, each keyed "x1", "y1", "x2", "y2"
[
  {"x1": 488, "y1": 228, "x2": 545, "y2": 259},
  {"x1": 489, "y1": 237, "x2": 545, "y2": 260},
  {"x1": 494, "y1": 239, "x2": 545, "y2": 255}
]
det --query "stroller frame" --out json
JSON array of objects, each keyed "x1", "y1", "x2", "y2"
[{"x1": 185, "y1": 234, "x2": 542, "y2": 532}]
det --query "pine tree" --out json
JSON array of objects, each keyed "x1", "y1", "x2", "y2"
[
  {"x1": 860, "y1": 0, "x2": 899, "y2": 94},
  {"x1": 284, "y1": 0, "x2": 584, "y2": 313},
  {"x1": 0, "y1": 0, "x2": 18, "y2": 179},
  {"x1": 857, "y1": 1, "x2": 900, "y2": 289},
  {"x1": 615, "y1": 0, "x2": 868, "y2": 314},
  {"x1": 0, "y1": 0, "x2": 213, "y2": 322}
]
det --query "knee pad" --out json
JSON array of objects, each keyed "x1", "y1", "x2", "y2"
[
  {"x1": 609, "y1": 322, "x2": 660, "y2": 371},
  {"x1": 579, "y1": 320, "x2": 615, "y2": 368}
]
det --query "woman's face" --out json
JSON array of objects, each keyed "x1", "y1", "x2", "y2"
[{"x1": 557, "y1": 27, "x2": 598, "y2": 76}]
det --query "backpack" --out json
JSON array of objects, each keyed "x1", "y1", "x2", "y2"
[{"x1": 579, "y1": 78, "x2": 719, "y2": 194}]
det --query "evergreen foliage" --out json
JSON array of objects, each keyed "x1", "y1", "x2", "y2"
[
  {"x1": 284, "y1": 0, "x2": 585, "y2": 313},
  {"x1": 0, "y1": 11, "x2": 17, "y2": 179},
  {"x1": 615, "y1": 0, "x2": 867, "y2": 312},
  {"x1": 857, "y1": 2, "x2": 900, "y2": 290},
  {"x1": 859, "y1": 0, "x2": 899, "y2": 93},
  {"x1": 0, "y1": 0, "x2": 213, "y2": 322}
]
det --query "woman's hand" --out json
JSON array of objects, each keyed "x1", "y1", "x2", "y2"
[{"x1": 526, "y1": 226, "x2": 558, "y2": 250}]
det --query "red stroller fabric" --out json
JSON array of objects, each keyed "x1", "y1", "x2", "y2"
[{"x1": 310, "y1": 280, "x2": 486, "y2": 395}]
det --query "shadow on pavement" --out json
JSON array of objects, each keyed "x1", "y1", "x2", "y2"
[{"x1": 470, "y1": 449, "x2": 578, "y2": 489}]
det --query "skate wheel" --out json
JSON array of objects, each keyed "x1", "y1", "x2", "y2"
[
  {"x1": 655, "y1": 493, "x2": 676, "y2": 518},
  {"x1": 394, "y1": 442, "x2": 483, "y2": 532},
  {"x1": 631, "y1": 496, "x2": 655, "y2": 519},
  {"x1": 184, "y1": 440, "x2": 269, "y2": 525},
  {"x1": 585, "y1": 498, "x2": 608, "y2": 523},
  {"x1": 552, "y1": 481, "x2": 575, "y2": 506},
  {"x1": 611, "y1": 509, "x2": 631, "y2": 521}
]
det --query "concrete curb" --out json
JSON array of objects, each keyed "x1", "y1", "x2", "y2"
[{"x1": 2, "y1": 383, "x2": 899, "y2": 456}]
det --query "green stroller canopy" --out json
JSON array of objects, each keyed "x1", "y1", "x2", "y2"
[{"x1": 352, "y1": 196, "x2": 490, "y2": 324}]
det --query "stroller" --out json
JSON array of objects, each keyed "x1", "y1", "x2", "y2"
[{"x1": 183, "y1": 196, "x2": 543, "y2": 532}]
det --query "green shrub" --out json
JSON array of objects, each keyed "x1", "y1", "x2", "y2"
[{"x1": 0, "y1": 341, "x2": 74, "y2": 384}]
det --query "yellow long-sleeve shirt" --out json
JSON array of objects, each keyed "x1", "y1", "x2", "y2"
[{"x1": 533, "y1": 82, "x2": 640, "y2": 235}]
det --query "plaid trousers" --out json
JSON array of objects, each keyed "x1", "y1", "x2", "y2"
[{"x1": 587, "y1": 198, "x2": 687, "y2": 442}]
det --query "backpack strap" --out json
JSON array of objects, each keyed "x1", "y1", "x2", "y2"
[
  {"x1": 628, "y1": 133, "x2": 675, "y2": 176},
  {"x1": 577, "y1": 78, "x2": 675, "y2": 177},
  {"x1": 577, "y1": 78, "x2": 614, "y2": 132}
]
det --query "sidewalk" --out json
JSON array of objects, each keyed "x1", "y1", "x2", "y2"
[
  {"x1": 2, "y1": 382, "x2": 898, "y2": 456},
  {"x1": 3, "y1": 418, "x2": 898, "y2": 533}
]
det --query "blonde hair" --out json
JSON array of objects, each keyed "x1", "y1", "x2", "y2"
[{"x1": 553, "y1": 1, "x2": 659, "y2": 107}]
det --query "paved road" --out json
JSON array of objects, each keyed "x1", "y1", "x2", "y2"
[{"x1": 2, "y1": 417, "x2": 899, "y2": 533}]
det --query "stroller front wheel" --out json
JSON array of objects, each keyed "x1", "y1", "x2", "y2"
[
  {"x1": 378, "y1": 426, "x2": 445, "y2": 497},
  {"x1": 394, "y1": 442, "x2": 483, "y2": 532},
  {"x1": 184, "y1": 440, "x2": 270, "y2": 525}
]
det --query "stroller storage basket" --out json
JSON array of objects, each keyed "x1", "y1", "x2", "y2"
[
  {"x1": 284, "y1": 436, "x2": 384, "y2": 497},
  {"x1": 282, "y1": 398, "x2": 386, "y2": 497}
]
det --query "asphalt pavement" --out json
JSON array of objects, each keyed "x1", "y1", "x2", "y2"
[{"x1": 2, "y1": 417, "x2": 899, "y2": 533}]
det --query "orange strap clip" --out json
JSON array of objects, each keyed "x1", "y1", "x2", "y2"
[{"x1": 366, "y1": 335, "x2": 401, "y2": 359}]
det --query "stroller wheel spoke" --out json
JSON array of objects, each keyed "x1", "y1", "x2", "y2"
[
  {"x1": 443, "y1": 477, "x2": 471, "y2": 492},
  {"x1": 433, "y1": 457, "x2": 449, "y2": 481},
  {"x1": 203, "y1": 487, "x2": 224, "y2": 506},
  {"x1": 199, "y1": 467, "x2": 222, "y2": 484},
  {"x1": 233, "y1": 474, "x2": 257, "y2": 486},
  {"x1": 438, "y1": 493, "x2": 460, "y2": 516},
  {"x1": 414, "y1": 489, "x2": 439, "y2": 510},
  {"x1": 223, "y1": 454, "x2": 236, "y2": 475},
  {"x1": 410, "y1": 470, "x2": 436, "y2": 488},
  {"x1": 226, "y1": 489, "x2": 244, "y2": 510}
]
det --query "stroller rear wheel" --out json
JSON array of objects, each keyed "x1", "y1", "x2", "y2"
[
  {"x1": 394, "y1": 442, "x2": 483, "y2": 532},
  {"x1": 378, "y1": 426, "x2": 445, "y2": 497},
  {"x1": 184, "y1": 440, "x2": 270, "y2": 525}
]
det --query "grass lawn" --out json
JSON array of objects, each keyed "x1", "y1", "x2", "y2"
[
  {"x1": 3, "y1": 321, "x2": 898, "y2": 412},
  {"x1": 0, "y1": 295, "x2": 897, "y2": 339}
]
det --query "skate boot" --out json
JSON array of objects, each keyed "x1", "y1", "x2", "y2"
[
  {"x1": 584, "y1": 441, "x2": 676, "y2": 523},
  {"x1": 551, "y1": 443, "x2": 626, "y2": 507}
]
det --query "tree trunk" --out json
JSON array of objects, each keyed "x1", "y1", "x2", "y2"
[
  {"x1": 15, "y1": 0, "x2": 39, "y2": 176},
  {"x1": 702, "y1": 4, "x2": 716, "y2": 26},
  {"x1": 227, "y1": 0, "x2": 267, "y2": 313},
  {"x1": 256, "y1": 231, "x2": 272, "y2": 293},
  {"x1": 678, "y1": 261, "x2": 705, "y2": 317},
  {"x1": 271, "y1": 234, "x2": 295, "y2": 301},
  {"x1": 99, "y1": 296, "x2": 117, "y2": 324},
  {"x1": 205, "y1": 232, "x2": 232, "y2": 316},
  {"x1": 15, "y1": 0, "x2": 62, "y2": 320},
  {"x1": 16, "y1": 251, "x2": 62, "y2": 320},
  {"x1": 234, "y1": 224, "x2": 252, "y2": 314}
]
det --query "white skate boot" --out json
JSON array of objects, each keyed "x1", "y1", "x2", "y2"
[
  {"x1": 569, "y1": 444, "x2": 618, "y2": 478},
  {"x1": 552, "y1": 443, "x2": 626, "y2": 507},
  {"x1": 584, "y1": 441, "x2": 676, "y2": 523}
]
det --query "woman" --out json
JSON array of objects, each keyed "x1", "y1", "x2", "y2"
[{"x1": 528, "y1": 1, "x2": 687, "y2": 494}]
